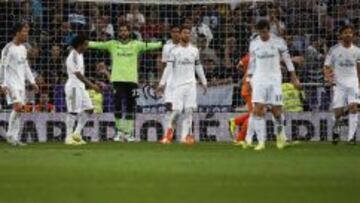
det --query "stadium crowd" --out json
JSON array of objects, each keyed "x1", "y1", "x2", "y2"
[{"x1": 0, "y1": 0, "x2": 360, "y2": 113}]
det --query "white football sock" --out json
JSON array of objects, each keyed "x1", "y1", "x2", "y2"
[
  {"x1": 245, "y1": 114, "x2": 256, "y2": 144},
  {"x1": 6, "y1": 110, "x2": 20, "y2": 140},
  {"x1": 348, "y1": 113, "x2": 358, "y2": 141},
  {"x1": 272, "y1": 114, "x2": 286, "y2": 141},
  {"x1": 74, "y1": 112, "x2": 89, "y2": 134},
  {"x1": 66, "y1": 114, "x2": 76, "y2": 139},
  {"x1": 253, "y1": 115, "x2": 266, "y2": 143},
  {"x1": 164, "y1": 110, "x2": 180, "y2": 129},
  {"x1": 181, "y1": 109, "x2": 193, "y2": 141}
]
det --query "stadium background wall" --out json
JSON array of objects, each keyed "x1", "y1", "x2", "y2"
[{"x1": 0, "y1": 113, "x2": 353, "y2": 142}]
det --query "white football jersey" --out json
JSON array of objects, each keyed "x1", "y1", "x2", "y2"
[
  {"x1": 0, "y1": 42, "x2": 35, "y2": 90},
  {"x1": 249, "y1": 34, "x2": 294, "y2": 85},
  {"x1": 324, "y1": 43, "x2": 360, "y2": 87},
  {"x1": 166, "y1": 44, "x2": 201, "y2": 87},
  {"x1": 66, "y1": 49, "x2": 85, "y2": 88},
  {"x1": 161, "y1": 40, "x2": 176, "y2": 63}
]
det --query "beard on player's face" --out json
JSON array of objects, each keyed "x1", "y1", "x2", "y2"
[{"x1": 340, "y1": 29, "x2": 354, "y2": 44}]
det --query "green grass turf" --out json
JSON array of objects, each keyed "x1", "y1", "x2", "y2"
[{"x1": 0, "y1": 142, "x2": 359, "y2": 203}]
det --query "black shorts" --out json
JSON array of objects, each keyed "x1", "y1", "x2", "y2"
[{"x1": 112, "y1": 82, "x2": 138, "y2": 118}]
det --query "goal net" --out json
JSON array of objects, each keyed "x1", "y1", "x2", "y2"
[{"x1": 0, "y1": 0, "x2": 358, "y2": 142}]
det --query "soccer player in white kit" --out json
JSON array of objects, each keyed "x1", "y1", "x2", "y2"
[
  {"x1": 324, "y1": 25, "x2": 360, "y2": 145},
  {"x1": 0, "y1": 23, "x2": 39, "y2": 146},
  {"x1": 65, "y1": 35, "x2": 101, "y2": 145},
  {"x1": 157, "y1": 25, "x2": 207, "y2": 144},
  {"x1": 158, "y1": 24, "x2": 180, "y2": 144},
  {"x1": 245, "y1": 20, "x2": 301, "y2": 150}
]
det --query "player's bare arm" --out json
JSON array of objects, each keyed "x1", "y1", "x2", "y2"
[{"x1": 74, "y1": 71, "x2": 101, "y2": 92}]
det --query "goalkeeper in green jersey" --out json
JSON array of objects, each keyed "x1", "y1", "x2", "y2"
[{"x1": 89, "y1": 24, "x2": 162, "y2": 141}]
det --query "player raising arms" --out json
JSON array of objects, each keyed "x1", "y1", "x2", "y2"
[
  {"x1": 157, "y1": 25, "x2": 207, "y2": 144},
  {"x1": 0, "y1": 22, "x2": 39, "y2": 146},
  {"x1": 245, "y1": 20, "x2": 301, "y2": 151},
  {"x1": 324, "y1": 25, "x2": 360, "y2": 145},
  {"x1": 65, "y1": 35, "x2": 101, "y2": 145}
]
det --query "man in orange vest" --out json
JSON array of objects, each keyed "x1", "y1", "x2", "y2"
[{"x1": 229, "y1": 53, "x2": 252, "y2": 147}]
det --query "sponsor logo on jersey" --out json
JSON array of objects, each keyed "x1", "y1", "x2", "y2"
[
  {"x1": 178, "y1": 58, "x2": 193, "y2": 65},
  {"x1": 339, "y1": 59, "x2": 355, "y2": 67},
  {"x1": 257, "y1": 51, "x2": 276, "y2": 59}
]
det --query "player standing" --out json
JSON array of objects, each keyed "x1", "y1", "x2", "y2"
[
  {"x1": 89, "y1": 24, "x2": 162, "y2": 142},
  {"x1": 324, "y1": 25, "x2": 360, "y2": 145},
  {"x1": 229, "y1": 53, "x2": 252, "y2": 147},
  {"x1": 157, "y1": 25, "x2": 207, "y2": 144},
  {"x1": 0, "y1": 22, "x2": 39, "y2": 146},
  {"x1": 245, "y1": 20, "x2": 301, "y2": 150},
  {"x1": 65, "y1": 35, "x2": 101, "y2": 145},
  {"x1": 158, "y1": 24, "x2": 180, "y2": 144}
]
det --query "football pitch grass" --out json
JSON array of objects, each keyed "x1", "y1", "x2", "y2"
[{"x1": 0, "y1": 142, "x2": 359, "y2": 203}]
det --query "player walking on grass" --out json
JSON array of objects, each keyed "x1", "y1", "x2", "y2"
[
  {"x1": 157, "y1": 25, "x2": 207, "y2": 144},
  {"x1": 0, "y1": 22, "x2": 39, "y2": 146},
  {"x1": 89, "y1": 24, "x2": 162, "y2": 142},
  {"x1": 324, "y1": 25, "x2": 360, "y2": 145},
  {"x1": 245, "y1": 20, "x2": 301, "y2": 151},
  {"x1": 229, "y1": 53, "x2": 252, "y2": 148},
  {"x1": 65, "y1": 35, "x2": 101, "y2": 145},
  {"x1": 158, "y1": 25, "x2": 180, "y2": 144}
]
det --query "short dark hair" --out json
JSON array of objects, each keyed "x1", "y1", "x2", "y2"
[
  {"x1": 12, "y1": 22, "x2": 29, "y2": 36},
  {"x1": 118, "y1": 23, "x2": 130, "y2": 31},
  {"x1": 170, "y1": 24, "x2": 180, "y2": 30},
  {"x1": 71, "y1": 35, "x2": 88, "y2": 49},
  {"x1": 339, "y1": 25, "x2": 353, "y2": 34},
  {"x1": 255, "y1": 19, "x2": 270, "y2": 30},
  {"x1": 180, "y1": 25, "x2": 191, "y2": 32}
]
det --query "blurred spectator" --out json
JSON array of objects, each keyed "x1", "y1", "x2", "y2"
[
  {"x1": 191, "y1": 14, "x2": 213, "y2": 47},
  {"x1": 90, "y1": 17, "x2": 113, "y2": 40},
  {"x1": 304, "y1": 35, "x2": 325, "y2": 83},
  {"x1": 30, "y1": 0, "x2": 43, "y2": 26},
  {"x1": 197, "y1": 34, "x2": 219, "y2": 66},
  {"x1": 202, "y1": 5, "x2": 220, "y2": 30},
  {"x1": 24, "y1": 93, "x2": 55, "y2": 113},
  {"x1": 68, "y1": 2, "x2": 87, "y2": 30},
  {"x1": 88, "y1": 81, "x2": 104, "y2": 113},
  {"x1": 223, "y1": 36, "x2": 241, "y2": 81},
  {"x1": 268, "y1": 6, "x2": 286, "y2": 36},
  {"x1": 282, "y1": 82, "x2": 304, "y2": 112},
  {"x1": 140, "y1": 12, "x2": 164, "y2": 41},
  {"x1": 45, "y1": 44, "x2": 66, "y2": 85},
  {"x1": 126, "y1": 4, "x2": 145, "y2": 30}
]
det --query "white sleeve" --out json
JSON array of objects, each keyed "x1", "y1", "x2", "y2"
[
  {"x1": 279, "y1": 39, "x2": 295, "y2": 72},
  {"x1": 25, "y1": 60, "x2": 35, "y2": 84},
  {"x1": 0, "y1": 50, "x2": 5, "y2": 86},
  {"x1": 195, "y1": 49, "x2": 207, "y2": 86},
  {"x1": 161, "y1": 45, "x2": 168, "y2": 63},
  {"x1": 159, "y1": 50, "x2": 175, "y2": 86},
  {"x1": 324, "y1": 48, "x2": 335, "y2": 67},
  {"x1": 67, "y1": 52, "x2": 81, "y2": 73},
  {"x1": 247, "y1": 41, "x2": 256, "y2": 76},
  {"x1": 1, "y1": 48, "x2": 11, "y2": 86}
]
